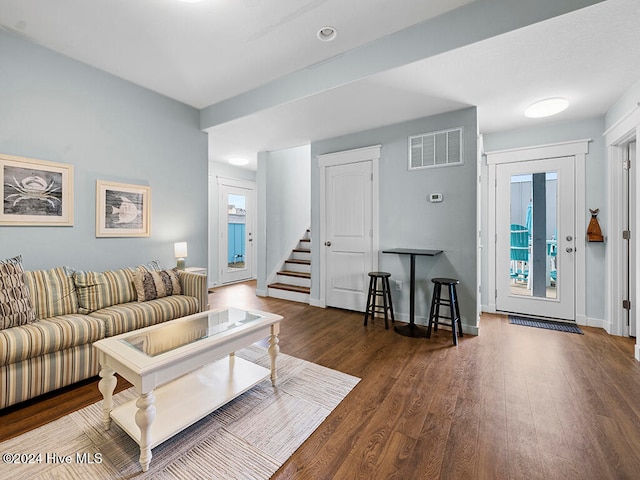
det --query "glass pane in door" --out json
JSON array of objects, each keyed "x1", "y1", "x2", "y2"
[
  {"x1": 227, "y1": 194, "x2": 246, "y2": 272},
  {"x1": 509, "y1": 172, "x2": 557, "y2": 299}
]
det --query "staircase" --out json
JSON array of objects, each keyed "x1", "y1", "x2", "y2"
[{"x1": 267, "y1": 230, "x2": 311, "y2": 303}]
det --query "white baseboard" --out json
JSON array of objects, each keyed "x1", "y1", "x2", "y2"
[
  {"x1": 309, "y1": 298, "x2": 325, "y2": 308},
  {"x1": 255, "y1": 289, "x2": 268, "y2": 297},
  {"x1": 603, "y1": 318, "x2": 617, "y2": 335},
  {"x1": 635, "y1": 344, "x2": 640, "y2": 362},
  {"x1": 585, "y1": 317, "x2": 605, "y2": 329},
  {"x1": 481, "y1": 304, "x2": 496, "y2": 314}
]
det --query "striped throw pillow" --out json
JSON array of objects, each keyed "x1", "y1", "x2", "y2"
[
  {"x1": 133, "y1": 269, "x2": 182, "y2": 302},
  {"x1": 23, "y1": 266, "x2": 78, "y2": 319},
  {"x1": 74, "y1": 268, "x2": 137, "y2": 313},
  {"x1": 74, "y1": 262, "x2": 162, "y2": 313},
  {"x1": 0, "y1": 255, "x2": 37, "y2": 329}
]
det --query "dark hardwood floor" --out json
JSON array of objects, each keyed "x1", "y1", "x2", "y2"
[{"x1": 2, "y1": 280, "x2": 640, "y2": 479}]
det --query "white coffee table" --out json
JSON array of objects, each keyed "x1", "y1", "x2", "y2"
[{"x1": 93, "y1": 307, "x2": 282, "y2": 472}]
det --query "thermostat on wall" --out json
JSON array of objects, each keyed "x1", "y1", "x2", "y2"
[{"x1": 429, "y1": 193, "x2": 443, "y2": 203}]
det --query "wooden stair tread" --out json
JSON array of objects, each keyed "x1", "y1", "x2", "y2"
[
  {"x1": 300, "y1": 239, "x2": 311, "y2": 243},
  {"x1": 293, "y1": 248, "x2": 311, "y2": 253},
  {"x1": 285, "y1": 259, "x2": 311, "y2": 265},
  {"x1": 268, "y1": 283, "x2": 311, "y2": 294},
  {"x1": 278, "y1": 270, "x2": 311, "y2": 278}
]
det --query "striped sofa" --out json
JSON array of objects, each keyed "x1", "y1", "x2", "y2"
[{"x1": 0, "y1": 263, "x2": 208, "y2": 410}]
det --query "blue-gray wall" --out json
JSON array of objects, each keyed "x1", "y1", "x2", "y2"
[
  {"x1": 482, "y1": 117, "x2": 606, "y2": 323},
  {"x1": 0, "y1": 30, "x2": 208, "y2": 271},
  {"x1": 311, "y1": 108, "x2": 479, "y2": 331},
  {"x1": 256, "y1": 145, "x2": 311, "y2": 294}
]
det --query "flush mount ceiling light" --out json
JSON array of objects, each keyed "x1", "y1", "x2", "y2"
[
  {"x1": 317, "y1": 26, "x2": 337, "y2": 42},
  {"x1": 524, "y1": 97, "x2": 569, "y2": 118},
  {"x1": 228, "y1": 157, "x2": 249, "y2": 166}
]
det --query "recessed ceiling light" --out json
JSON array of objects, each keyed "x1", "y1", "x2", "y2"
[
  {"x1": 317, "y1": 26, "x2": 337, "y2": 42},
  {"x1": 228, "y1": 157, "x2": 249, "y2": 166},
  {"x1": 524, "y1": 97, "x2": 569, "y2": 118}
]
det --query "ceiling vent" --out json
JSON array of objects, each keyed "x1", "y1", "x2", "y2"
[{"x1": 409, "y1": 127, "x2": 463, "y2": 170}]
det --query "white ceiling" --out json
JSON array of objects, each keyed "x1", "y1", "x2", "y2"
[
  {"x1": 2, "y1": 0, "x2": 640, "y2": 171},
  {"x1": 0, "y1": 0, "x2": 471, "y2": 107}
]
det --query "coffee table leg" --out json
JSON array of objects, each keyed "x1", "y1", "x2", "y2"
[
  {"x1": 135, "y1": 391, "x2": 156, "y2": 472},
  {"x1": 268, "y1": 323, "x2": 280, "y2": 386},
  {"x1": 98, "y1": 364, "x2": 117, "y2": 430}
]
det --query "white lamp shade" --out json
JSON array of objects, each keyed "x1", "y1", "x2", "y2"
[{"x1": 174, "y1": 242, "x2": 188, "y2": 258}]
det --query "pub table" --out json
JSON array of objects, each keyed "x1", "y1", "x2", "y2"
[{"x1": 382, "y1": 248, "x2": 443, "y2": 337}]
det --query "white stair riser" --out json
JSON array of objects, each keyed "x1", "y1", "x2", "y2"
[
  {"x1": 276, "y1": 274, "x2": 311, "y2": 288},
  {"x1": 268, "y1": 288, "x2": 310, "y2": 304},
  {"x1": 284, "y1": 262, "x2": 311, "y2": 273},
  {"x1": 291, "y1": 250, "x2": 311, "y2": 261}
]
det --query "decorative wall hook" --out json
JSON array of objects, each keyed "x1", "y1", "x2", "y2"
[{"x1": 587, "y1": 208, "x2": 604, "y2": 242}]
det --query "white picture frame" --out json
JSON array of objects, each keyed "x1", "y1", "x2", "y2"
[
  {"x1": 96, "y1": 180, "x2": 151, "y2": 237},
  {"x1": 0, "y1": 153, "x2": 74, "y2": 226}
]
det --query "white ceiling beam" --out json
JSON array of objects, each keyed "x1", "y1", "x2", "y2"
[{"x1": 200, "y1": 0, "x2": 605, "y2": 130}]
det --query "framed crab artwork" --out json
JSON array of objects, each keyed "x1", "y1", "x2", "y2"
[
  {"x1": 96, "y1": 180, "x2": 151, "y2": 237},
  {"x1": 0, "y1": 154, "x2": 74, "y2": 226}
]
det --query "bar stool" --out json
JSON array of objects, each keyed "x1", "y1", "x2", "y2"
[
  {"x1": 427, "y1": 278, "x2": 463, "y2": 346},
  {"x1": 364, "y1": 272, "x2": 395, "y2": 330}
]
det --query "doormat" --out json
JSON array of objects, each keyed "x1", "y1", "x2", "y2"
[{"x1": 508, "y1": 315, "x2": 583, "y2": 334}]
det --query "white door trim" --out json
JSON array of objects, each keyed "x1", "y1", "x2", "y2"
[
  {"x1": 217, "y1": 176, "x2": 256, "y2": 190},
  {"x1": 318, "y1": 145, "x2": 380, "y2": 308},
  {"x1": 604, "y1": 104, "x2": 640, "y2": 360},
  {"x1": 485, "y1": 139, "x2": 589, "y2": 324}
]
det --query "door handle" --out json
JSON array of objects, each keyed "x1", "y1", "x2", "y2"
[
  {"x1": 566, "y1": 247, "x2": 574, "y2": 253},
  {"x1": 325, "y1": 241, "x2": 332, "y2": 247}
]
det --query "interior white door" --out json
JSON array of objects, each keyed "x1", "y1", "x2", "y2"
[
  {"x1": 219, "y1": 183, "x2": 254, "y2": 284},
  {"x1": 325, "y1": 161, "x2": 373, "y2": 311},
  {"x1": 496, "y1": 156, "x2": 575, "y2": 320}
]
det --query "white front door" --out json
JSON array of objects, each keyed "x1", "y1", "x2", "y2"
[
  {"x1": 324, "y1": 160, "x2": 374, "y2": 311},
  {"x1": 218, "y1": 180, "x2": 254, "y2": 284},
  {"x1": 495, "y1": 156, "x2": 575, "y2": 320}
]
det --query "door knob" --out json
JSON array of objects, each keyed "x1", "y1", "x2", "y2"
[
  {"x1": 325, "y1": 241, "x2": 332, "y2": 247},
  {"x1": 566, "y1": 247, "x2": 573, "y2": 253},
  {"x1": 566, "y1": 235, "x2": 573, "y2": 241}
]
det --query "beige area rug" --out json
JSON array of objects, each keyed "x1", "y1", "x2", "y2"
[{"x1": 0, "y1": 346, "x2": 360, "y2": 479}]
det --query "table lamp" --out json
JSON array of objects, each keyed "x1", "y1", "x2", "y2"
[{"x1": 174, "y1": 242, "x2": 188, "y2": 270}]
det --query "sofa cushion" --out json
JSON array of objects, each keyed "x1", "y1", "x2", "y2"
[
  {"x1": 23, "y1": 266, "x2": 78, "y2": 319},
  {"x1": 0, "y1": 255, "x2": 37, "y2": 330},
  {"x1": 74, "y1": 269, "x2": 136, "y2": 314},
  {"x1": 73, "y1": 261, "x2": 163, "y2": 314},
  {"x1": 89, "y1": 295, "x2": 199, "y2": 337},
  {"x1": 0, "y1": 314, "x2": 105, "y2": 366},
  {"x1": 133, "y1": 268, "x2": 182, "y2": 302}
]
